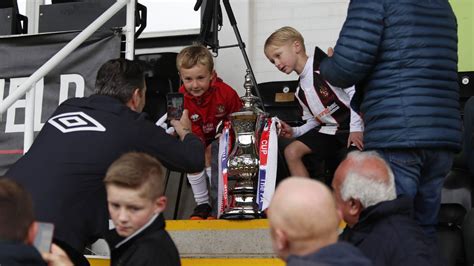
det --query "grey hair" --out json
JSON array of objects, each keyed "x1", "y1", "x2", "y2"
[{"x1": 340, "y1": 151, "x2": 396, "y2": 208}]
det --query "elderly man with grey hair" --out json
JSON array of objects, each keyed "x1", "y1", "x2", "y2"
[
  {"x1": 268, "y1": 177, "x2": 372, "y2": 266},
  {"x1": 332, "y1": 151, "x2": 439, "y2": 266}
]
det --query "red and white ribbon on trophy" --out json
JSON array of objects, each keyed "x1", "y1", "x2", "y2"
[
  {"x1": 217, "y1": 121, "x2": 232, "y2": 218},
  {"x1": 256, "y1": 117, "x2": 278, "y2": 212}
]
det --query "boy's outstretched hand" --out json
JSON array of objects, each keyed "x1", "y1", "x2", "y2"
[
  {"x1": 327, "y1": 47, "x2": 334, "y2": 57},
  {"x1": 347, "y1": 131, "x2": 364, "y2": 150},
  {"x1": 278, "y1": 120, "x2": 294, "y2": 139}
]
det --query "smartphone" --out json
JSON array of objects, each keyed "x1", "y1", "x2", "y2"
[
  {"x1": 33, "y1": 222, "x2": 54, "y2": 253},
  {"x1": 166, "y1": 92, "x2": 184, "y2": 120}
]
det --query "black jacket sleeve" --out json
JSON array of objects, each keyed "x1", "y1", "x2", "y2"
[{"x1": 141, "y1": 123, "x2": 205, "y2": 173}]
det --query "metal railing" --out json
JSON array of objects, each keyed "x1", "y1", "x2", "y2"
[{"x1": 0, "y1": 0, "x2": 136, "y2": 153}]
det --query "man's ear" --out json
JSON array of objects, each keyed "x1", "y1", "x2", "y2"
[
  {"x1": 274, "y1": 228, "x2": 289, "y2": 254},
  {"x1": 127, "y1": 88, "x2": 142, "y2": 111},
  {"x1": 26, "y1": 221, "x2": 38, "y2": 245},
  {"x1": 348, "y1": 198, "x2": 362, "y2": 216},
  {"x1": 154, "y1": 196, "x2": 167, "y2": 214}
]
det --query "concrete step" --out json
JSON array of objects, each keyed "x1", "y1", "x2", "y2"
[{"x1": 168, "y1": 219, "x2": 274, "y2": 258}]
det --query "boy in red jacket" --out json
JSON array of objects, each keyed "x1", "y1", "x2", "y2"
[{"x1": 177, "y1": 44, "x2": 242, "y2": 219}]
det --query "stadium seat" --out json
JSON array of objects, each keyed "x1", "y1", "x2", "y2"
[
  {"x1": 462, "y1": 208, "x2": 474, "y2": 266},
  {"x1": 437, "y1": 203, "x2": 466, "y2": 266}
]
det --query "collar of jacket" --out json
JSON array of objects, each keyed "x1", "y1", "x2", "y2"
[
  {"x1": 106, "y1": 213, "x2": 166, "y2": 252},
  {"x1": 358, "y1": 196, "x2": 414, "y2": 225},
  {"x1": 340, "y1": 197, "x2": 414, "y2": 244},
  {"x1": 65, "y1": 94, "x2": 148, "y2": 120}
]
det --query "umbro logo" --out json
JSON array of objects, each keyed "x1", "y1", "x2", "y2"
[{"x1": 48, "y1": 112, "x2": 106, "y2": 133}]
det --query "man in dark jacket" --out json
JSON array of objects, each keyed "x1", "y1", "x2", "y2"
[
  {"x1": 332, "y1": 151, "x2": 439, "y2": 266},
  {"x1": 0, "y1": 178, "x2": 73, "y2": 266},
  {"x1": 6, "y1": 59, "x2": 204, "y2": 263},
  {"x1": 104, "y1": 152, "x2": 180, "y2": 266},
  {"x1": 319, "y1": 0, "x2": 462, "y2": 241},
  {"x1": 268, "y1": 177, "x2": 372, "y2": 266}
]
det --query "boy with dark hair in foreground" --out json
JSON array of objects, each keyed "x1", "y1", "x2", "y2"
[{"x1": 104, "y1": 152, "x2": 180, "y2": 266}]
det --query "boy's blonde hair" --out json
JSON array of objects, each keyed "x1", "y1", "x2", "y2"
[
  {"x1": 176, "y1": 44, "x2": 214, "y2": 73},
  {"x1": 264, "y1": 26, "x2": 306, "y2": 53},
  {"x1": 104, "y1": 152, "x2": 164, "y2": 200}
]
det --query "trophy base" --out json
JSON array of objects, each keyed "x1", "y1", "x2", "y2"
[
  {"x1": 221, "y1": 192, "x2": 259, "y2": 220},
  {"x1": 220, "y1": 208, "x2": 260, "y2": 220}
]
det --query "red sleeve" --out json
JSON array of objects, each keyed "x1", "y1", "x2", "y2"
[{"x1": 214, "y1": 79, "x2": 242, "y2": 114}]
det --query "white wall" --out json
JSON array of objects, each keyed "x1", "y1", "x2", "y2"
[
  {"x1": 213, "y1": 0, "x2": 349, "y2": 95},
  {"x1": 21, "y1": 0, "x2": 349, "y2": 95},
  {"x1": 212, "y1": 0, "x2": 251, "y2": 95}
]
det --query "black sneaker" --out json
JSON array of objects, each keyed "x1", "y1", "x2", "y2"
[{"x1": 190, "y1": 203, "x2": 212, "y2": 220}]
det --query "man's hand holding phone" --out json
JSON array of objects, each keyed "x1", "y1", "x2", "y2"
[
  {"x1": 166, "y1": 93, "x2": 184, "y2": 121},
  {"x1": 32, "y1": 222, "x2": 73, "y2": 266},
  {"x1": 170, "y1": 109, "x2": 192, "y2": 141},
  {"x1": 33, "y1": 222, "x2": 54, "y2": 254}
]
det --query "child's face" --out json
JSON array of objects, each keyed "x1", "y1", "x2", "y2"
[
  {"x1": 107, "y1": 184, "x2": 164, "y2": 237},
  {"x1": 265, "y1": 42, "x2": 298, "y2": 75},
  {"x1": 180, "y1": 63, "x2": 213, "y2": 97}
]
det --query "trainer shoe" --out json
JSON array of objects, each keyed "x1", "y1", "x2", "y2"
[{"x1": 190, "y1": 203, "x2": 212, "y2": 220}]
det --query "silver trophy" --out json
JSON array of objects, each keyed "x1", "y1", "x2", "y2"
[{"x1": 221, "y1": 70, "x2": 268, "y2": 219}]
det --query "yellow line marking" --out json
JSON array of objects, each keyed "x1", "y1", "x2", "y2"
[
  {"x1": 89, "y1": 257, "x2": 285, "y2": 266},
  {"x1": 166, "y1": 219, "x2": 346, "y2": 231},
  {"x1": 340, "y1": 221, "x2": 346, "y2": 229},
  {"x1": 181, "y1": 258, "x2": 284, "y2": 266},
  {"x1": 87, "y1": 258, "x2": 110, "y2": 266},
  {"x1": 166, "y1": 219, "x2": 270, "y2": 231}
]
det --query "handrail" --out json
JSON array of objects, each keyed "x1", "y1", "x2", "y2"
[
  {"x1": 0, "y1": 0, "x2": 136, "y2": 153},
  {"x1": 24, "y1": 87, "x2": 36, "y2": 151},
  {"x1": 125, "y1": 0, "x2": 136, "y2": 60}
]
